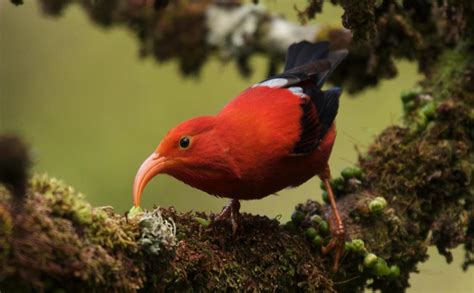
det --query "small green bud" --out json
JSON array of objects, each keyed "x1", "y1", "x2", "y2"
[
  {"x1": 403, "y1": 100, "x2": 416, "y2": 112},
  {"x1": 322, "y1": 191, "x2": 329, "y2": 203},
  {"x1": 369, "y1": 197, "x2": 387, "y2": 214},
  {"x1": 372, "y1": 258, "x2": 390, "y2": 276},
  {"x1": 341, "y1": 167, "x2": 355, "y2": 179},
  {"x1": 319, "y1": 220, "x2": 329, "y2": 235},
  {"x1": 351, "y1": 239, "x2": 365, "y2": 252},
  {"x1": 420, "y1": 102, "x2": 436, "y2": 119},
  {"x1": 341, "y1": 167, "x2": 363, "y2": 179},
  {"x1": 313, "y1": 235, "x2": 323, "y2": 246},
  {"x1": 389, "y1": 265, "x2": 401, "y2": 278},
  {"x1": 414, "y1": 112, "x2": 428, "y2": 131},
  {"x1": 330, "y1": 177, "x2": 344, "y2": 189},
  {"x1": 344, "y1": 242, "x2": 353, "y2": 252},
  {"x1": 306, "y1": 227, "x2": 318, "y2": 238},
  {"x1": 291, "y1": 211, "x2": 305, "y2": 224},
  {"x1": 353, "y1": 167, "x2": 363, "y2": 179},
  {"x1": 195, "y1": 216, "x2": 210, "y2": 227},
  {"x1": 401, "y1": 86, "x2": 422, "y2": 103},
  {"x1": 375, "y1": 196, "x2": 387, "y2": 206},
  {"x1": 310, "y1": 214, "x2": 323, "y2": 223},
  {"x1": 369, "y1": 200, "x2": 384, "y2": 213},
  {"x1": 364, "y1": 253, "x2": 378, "y2": 268},
  {"x1": 129, "y1": 206, "x2": 144, "y2": 218}
]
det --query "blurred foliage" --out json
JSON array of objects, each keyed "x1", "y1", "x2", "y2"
[
  {"x1": 26, "y1": 0, "x2": 385, "y2": 93},
  {"x1": 19, "y1": 0, "x2": 473, "y2": 93},
  {"x1": 302, "y1": 0, "x2": 474, "y2": 92}
]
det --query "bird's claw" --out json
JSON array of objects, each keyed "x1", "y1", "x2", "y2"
[
  {"x1": 230, "y1": 210, "x2": 240, "y2": 236},
  {"x1": 214, "y1": 205, "x2": 232, "y2": 222},
  {"x1": 321, "y1": 214, "x2": 345, "y2": 272},
  {"x1": 214, "y1": 199, "x2": 241, "y2": 237},
  {"x1": 319, "y1": 176, "x2": 346, "y2": 272}
]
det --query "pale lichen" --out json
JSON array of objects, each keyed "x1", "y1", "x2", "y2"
[{"x1": 138, "y1": 208, "x2": 177, "y2": 255}]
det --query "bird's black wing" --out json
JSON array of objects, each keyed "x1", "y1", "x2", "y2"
[
  {"x1": 253, "y1": 41, "x2": 347, "y2": 155},
  {"x1": 292, "y1": 87, "x2": 342, "y2": 154}
]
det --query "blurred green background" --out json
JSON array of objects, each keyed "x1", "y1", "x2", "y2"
[{"x1": 0, "y1": 1, "x2": 472, "y2": 291}]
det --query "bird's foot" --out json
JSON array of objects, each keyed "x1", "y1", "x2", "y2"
[
  {"x1": 320, "y1": 175, "x2": 345, "y2": 272},
  {"x1": 321, "y1": 215, "x2": 345, "y2": 272},
  {"x1": 214, "y1": 199, "x2": 241, "y2": 236}
]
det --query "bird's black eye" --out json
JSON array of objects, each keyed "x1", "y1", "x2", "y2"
[{"x1": 179, "y1": 136, "x2": 191, "y2": 149}]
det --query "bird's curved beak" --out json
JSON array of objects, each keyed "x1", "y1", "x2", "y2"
[{"x1": 133, "y1": 152, "x2": 168, "y2": 207}]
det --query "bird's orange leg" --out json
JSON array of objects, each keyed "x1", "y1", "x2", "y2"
[
  {"x1": 320, "y1": 173, "x2": 345, "y2": 272},
  {"x1": 214, "y1": 199, "x2": 241, "y2": 236}
]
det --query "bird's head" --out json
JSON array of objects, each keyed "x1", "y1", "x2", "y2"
[{"x1": 133, "y1": 115, "x2": 233, "y2": 207}]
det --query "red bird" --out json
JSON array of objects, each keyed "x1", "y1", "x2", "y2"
[{"x1": 133, "y1": 41, "x2": 347, "y2": 270}]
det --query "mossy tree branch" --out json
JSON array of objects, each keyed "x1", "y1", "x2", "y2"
[{"x1": 2, "y1": 0, "x2": 474, "y2": 291}]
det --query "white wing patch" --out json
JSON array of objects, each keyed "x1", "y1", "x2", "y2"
[
  {"x1": 252, "y1": 78, "x2": 288, "y2": 88},
  {"x1": 251, "y1": 79, "x2": 307, "y2": 99},
  {"x1": 288, "y1": 87, "x2": 307, "y2": 98}
]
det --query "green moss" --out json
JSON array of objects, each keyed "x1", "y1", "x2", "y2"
[
  {"x1": 430, "y1": 42, "x2": 473, "y2": 100},
  {"x1": 0, "y1": 203, "x2": 13, "y2": 262},
  {"x1": 30, "y1": 175, "x2": 100, "y2": 228},
  {"x1": 194, "y1": 216, "x2": 210, "y2": 227},
  {"x1": 3, "y1": 176, "x2": 331, "y2": 291},
  {"x1": 420, "y1": 102, "x2": 437, "y2": 119},
  {"x1": 401, "y1": 87, "x2": 422, "y2": 104},
  {"x1": 0, "y1": 175, "x2": 144, "y2": 291}
]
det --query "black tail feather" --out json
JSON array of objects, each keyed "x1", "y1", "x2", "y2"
[
  {"x1": 284, "y1": 41, "x2": 347, "y2": 87},
  {"x1": 316, "y1": 50, "x2": 348, "y2": 87},
  {"x1": 283, "y1": 42, "x2": 345, "y2": 136},
  {"x1": 284, "y1": 41, "x2": 330, "y2": 71}
]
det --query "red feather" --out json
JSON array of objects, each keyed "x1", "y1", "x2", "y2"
[{"x1": 159, "y1": 86, "x2": 337, "y2": 200}]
